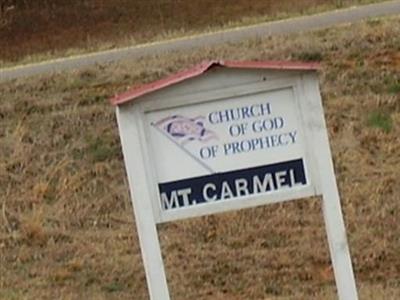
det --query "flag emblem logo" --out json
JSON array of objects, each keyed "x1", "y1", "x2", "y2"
[{"x1": 153, "y1": 115, "x2": 217, "y2": 145}]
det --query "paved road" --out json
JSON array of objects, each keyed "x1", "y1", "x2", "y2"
[{"x1": 1, "y1": 0, "x2": 400, "y2": 82}]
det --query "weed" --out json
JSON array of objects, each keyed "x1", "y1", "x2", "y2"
[
  {"x1": 265, "y1": 284, "x2": 282, "y2": 295},
  {"x1": 103, "y1": 281, "x2": 124, "y2": 293},
  {"x1": 52, "y1": 268, "x2": 73, "y2": 283},
  {"x1": 0, "y1": 289, "x2": 22, "y2": 300},
  {"x1": 78, "y1": 95, "x2": 108, "y2": 107},
  {"x1": 86, "y1": 136, "x2": 118, "y2": 163},
  {"x1": 366, "y1": 18, "x2": 382, "y2": 27},
  {"x1": 367, "y1": 111, "x2": 392, "y2": 133},
  {"x1": 20, "y1": 211, "x2": 49, "y2": 246},
  {"x1": 294, "y1": 50, "x2": 323, "y2": 62},
  {"x1": 388, "y1": 82, "x2": 400, "y2": 94}
]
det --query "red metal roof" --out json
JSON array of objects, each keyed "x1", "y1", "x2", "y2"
[{"x1": 111, "y1": 60, "x2": 320, "y2": 106}]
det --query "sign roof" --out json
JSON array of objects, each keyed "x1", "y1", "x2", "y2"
[{"x1": 110, "y1": 60, "x2": 320, "y2": 106}]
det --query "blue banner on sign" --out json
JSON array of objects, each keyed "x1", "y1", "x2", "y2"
[{"x1": 159, "y1": 159, "x2": 307, "y2": 210}]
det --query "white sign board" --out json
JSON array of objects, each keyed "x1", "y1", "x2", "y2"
[
  {"x1": 114, "y1": 62, "x2": 358, "y2": 300},
  {"x1": 147, "y1": 87, "x2": 307, "y2": 210}
]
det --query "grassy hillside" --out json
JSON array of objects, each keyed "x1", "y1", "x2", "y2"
[
  {"x1": 0, "y1": 0, "x2": 384, "y2": 65},
  {"x1": 1, "y1": 16, "x2": 399, "y2": 299}
]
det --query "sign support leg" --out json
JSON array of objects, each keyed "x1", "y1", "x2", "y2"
[
  {"x1": 321, "y1": 184, "x2": 359, "y2": 300},
  {"x1": 316, "y1": 128, "x2": 359, "y2": 300},
  {"x1": 117, "y1": 108, "x2": 171, "y2": 300},
  {"x1": 303, "y1": 75, "x2": 359, "y2": 300},
  {"x1": 133, "y1": 211, "x2": 171, "y2": 300}
]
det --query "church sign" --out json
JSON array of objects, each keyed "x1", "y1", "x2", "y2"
[{"x1": 111, "y1": 60, "x2": 359, "y2": 300}]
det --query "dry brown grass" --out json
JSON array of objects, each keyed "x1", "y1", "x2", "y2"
[
  {"x1": 1, "y1": 16, "x2": 400, "y2": 299},
  {"x1": 0, "y1": 0, "x2": 385, "y2": 65}
]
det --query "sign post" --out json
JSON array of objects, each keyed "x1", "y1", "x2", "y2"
[
  {"x1": 301, "y1": 74, "x2": 358, "y2": 299},
  {"x1": 117, "y1": 106, "x2": 171, "y2": 300},
  {"x1": 112, "y1": 60, "x2": 358, "y2": 300}
]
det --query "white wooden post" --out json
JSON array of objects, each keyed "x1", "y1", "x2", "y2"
[
  {"x1": 303, "y1": 74, "x2": 358, "y2": 300},
  {"x1": 321, "y1": 163, "x2": 359, "y2": 300},
  {"x1": 116, "y1": 107, "x2": 171, "y2": 300}
]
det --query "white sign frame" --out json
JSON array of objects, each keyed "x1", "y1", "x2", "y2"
[{"x1": 116, "y1": 71, "x2": 358, "y2": 300}]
